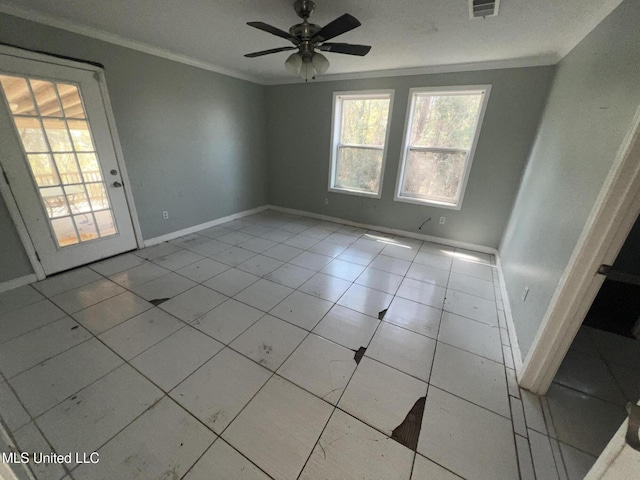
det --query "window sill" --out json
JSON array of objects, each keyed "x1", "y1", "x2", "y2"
[
  {"x1": 328, "y1": 186, "x2": 381, "y2": 199},
  {"x1": 393, "y1": 194, "x2": 461, "y2": 210}
]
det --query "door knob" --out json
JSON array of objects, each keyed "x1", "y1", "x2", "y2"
[{"x1": 113, "y1": 181, "x2": 123, "y2": 188}]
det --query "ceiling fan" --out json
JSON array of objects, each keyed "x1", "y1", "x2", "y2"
[{"x1": 244, "y1": 0, "x2": 371, "y2": 81}]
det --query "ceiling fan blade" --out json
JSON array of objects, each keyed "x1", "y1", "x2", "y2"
[
  {"x1": 244, "y1": 46, "x2": 297, "y2": 58},
  {"x1": 311, "y1": 14, "x2": 361, "y2": 42},
  {"x1": 247, "y1": 22, "x2": 298, "y2": 43},
  {"x1": 318, "y1": 43, "x2": 371, "y2": 56}
]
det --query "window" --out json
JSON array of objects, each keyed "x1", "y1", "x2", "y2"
[
  {"x1": 395, "y1": 86, "x2": 490, "y2": 209},
  {"x1": 329, "y1": 91, "x2": 394, "y2": 198}
]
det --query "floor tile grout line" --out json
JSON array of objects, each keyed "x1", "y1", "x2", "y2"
[
  {"x1": 549, "y1": 380, "x2": 632, "y2": 409},
  {"x1": 0, "y1": 367, "x2": 75, "y2": 479},
  {"x1": 8, "y1": 211, "x2": 510, "y2": 478},
  {"x1": 293, "y1": 279, "x2": 401, "y2": 480}
]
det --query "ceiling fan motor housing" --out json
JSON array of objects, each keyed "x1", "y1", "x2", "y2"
[{"x1": 294, "y1": 0, "x2": 316, "y2": 19}]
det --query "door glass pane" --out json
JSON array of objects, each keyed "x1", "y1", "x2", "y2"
[
  {"x1": 53, "y1": 153, "x2": 81, "y2": 184},
  {"x1": 28, "y1": 154, "x2": 60, "y2": 186},
  {"x1": 74, "y1": 214, "x2": 99, "y2": 241},
  {"x1": 14, "y1": 116, "x2": 47, "y2": 152},
  {"x1": 77, "y1": 153, "x2": 102, "y2": 182},
  {"x1": 0, "y1": 73, "x2": 119, "y2": 248},
  {"x1": 67, "y1": 119, "x2": 94, "y2": 151},
  {"x1": 0, "y1": 75, "x2": 37, "y2": 115},
  {"x1": 64, "y1": 185, "x2": 91, "y2": 213},
  {"x1": 43, "y1": 118, "x2": 73, "y2": 151},
  {"x1": 51, "y1": 217, "x2": 79, "y2": 246},
  {"x1": 57, "y1": 83, "x2": 85, "y2": 119},
  {"x1": 40, "y1": 186, "x2": 70, "y2": 218},
  {"x1": 86, "y1": 182, "x2": 110, "y2": 210},
  {"x1": 30, "y1": 79, "x2": 64, "y2": 117},
  {"x1": 94, "y1": 210, "x2": 116, "y2": 237}
]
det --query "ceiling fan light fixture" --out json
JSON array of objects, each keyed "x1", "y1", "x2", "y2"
[
  {"x1": 311, "y1": 53, "x2": 330, "y2": 75},
  {"x1": 300, "y1": 58, "x2": 315, "y2": 81},
  {"x1": 285, "y1": 52, "x2": 303, "y2": 75}
]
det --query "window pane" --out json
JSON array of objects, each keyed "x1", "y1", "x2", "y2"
[
  {"x1": 14, "y1": 117, "x2": 48, "y2": 152},
  {"x1": 40, "y1": 186, "x2": 70, "y2": 218},
  {"x1": 0, "y1": 75, "x2": 37, "y2": 115},
  {"x1": 340, "y1": 97, "x2": 390, "y2": 146},
  {"x1": 64, "y1": 185, "x2": 91, "y2": 214},
  {"x1": 51, "y1": 217, "x2": 79, "y2": 246},
  {"x1": 67, "y1": 119, "x2": 94, "y2": 151},
  {"x1": 410, "y1": 94, "x2": 482, "y2": 149},
  {"x1": 74, "y1": 214, "x2": 99, "y2": 242},
  {"x1": 54, "y1": 154, "x2": 82, "y2": 184},
  {"x1": 86, "y1": 182, "x2": 110, "y2": 210},
  {"x1": 77, "y1": 153, "x2": 102, "y2": 182},
  {"x1": 95, "y1": 210, "x2": 117, "y2": 237},
  {"x1": 28, "y1": 154, "x2": 60, "y2": 186},
  {"x1": 30, "y1": 79, "x2": 64, "y2": 118},
  {"x1": 43, "y1": 118, "x2": 73, "y2": 151},
  {"x1": 401, "y1": 150, "x2": 467, "y2": 203},
  {"x1": 336, "y1": 147, "x2": 383, "y2": 193},
  {"x1": 57, "y1": 83, "x2": 85, "y2": 119}
]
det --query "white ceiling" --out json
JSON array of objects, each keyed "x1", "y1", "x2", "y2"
[{"x1": 0, "y1": 0, "x2": 623, "y2": 84}]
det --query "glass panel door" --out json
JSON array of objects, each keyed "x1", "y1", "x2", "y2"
[
  {"x1": 0, "y1": 49, "x2": 137, "y2": 275},
  {"x1": 0, "y1": 74, "x2": 117, "y2": 247}
]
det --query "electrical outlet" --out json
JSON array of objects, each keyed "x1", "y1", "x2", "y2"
[
  {"x1": 522, "y1": 286, "x2": 529, "y2": 301},
  {"x1": 439, "y1": 217, "x2": 445, "y2": 224},
  {"x1": 162, "y1": 211, "x2": 169, "y2": 220},
  {"x1": 324, "y1": 198, "x2": 329, "y2": 205}
]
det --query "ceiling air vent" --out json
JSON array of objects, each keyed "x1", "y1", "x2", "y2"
[{"x1": 469, "y1": 0, "x2": 500, "y2": 19}]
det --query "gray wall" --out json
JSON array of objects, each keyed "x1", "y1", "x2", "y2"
[
  {"x1": 265, "y1": 67, "x2": 555, "y2": 248},
  {"x1": 0, "y1": 195, "x2": 32, "y2": 283},
  {"x1": 0, "y1": 13, "x2": 269, "y2": 282},
  {"x1": 499, "y1": 0, "x2": 640, "y2": 357}
]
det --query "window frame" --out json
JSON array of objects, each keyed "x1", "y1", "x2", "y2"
[
  {"x1": 328, "y1": 89, "x2": 395, "y2": 199},
  {"x1": 394, "y1": 85, "x2": 491, "y2": 210}
]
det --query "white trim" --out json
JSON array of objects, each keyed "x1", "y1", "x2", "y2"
[
  {"x1": 143, "y1": 205, "x2": 270, "y2": 247},
  {"x1": 394, "y1": 85, "x2": 492, "y2": 210},
  {"x1": 0, "y1": 274, "x2": 37, "y2": 293},
  {"x1": 0, "y1": 167, "x2": 46, "y2": 281},
  {"x1": 265, "y1": 56, "x2": 560, "y2": 86},
  {"x1": 94, "y1": 69, "x2": 144, "y2": 249},
  {"x1": 496, "y1": 254, "x2": 523, "y2": 374},
  {"x1": 519, "y1": 102, "x2": 640, "y2": 395},
  {"x1": 268, "y1": 204, "x2": 497, "y2": 254},
  {"x1": 328, "y1": 90, "x2": 395, "y2": 199},
  {"x1": 0, "y1": 2, "x2": 261, "y2": 84}
]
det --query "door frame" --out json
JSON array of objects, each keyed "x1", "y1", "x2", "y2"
[
  {"x1": 0, "y1": 44, "x2": 144, "y2": 280},
  {"x1": 519, "y1": 102, "x2": 640, "y2": 394}
]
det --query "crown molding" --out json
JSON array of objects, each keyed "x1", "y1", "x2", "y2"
[
  {"x1": 263, "y1": 54, "x2": 561, "y2": 85},
  {"x1": 0, "y1": 2, "x2": 262, "y2": 84}
]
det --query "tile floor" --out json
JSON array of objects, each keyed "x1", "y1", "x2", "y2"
[
  {"x1": 0, "y1": 209, "x2": 585, "y2": 479},
  {"x1": 541, "y1": 325, "x2": 640, "y2": 478}
]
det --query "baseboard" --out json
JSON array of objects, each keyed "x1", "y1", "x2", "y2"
[
  {"x1": 0, "y1": 274, "x2": 38, "y2": 294},
  {"x1": 495, "y1": 254, "x2": 523, "y2": 375},
  {"x1": 268, "y1": 205, "x2": 498, "y2": 255},
  {"x1": 143, "y1": 205, "x2": 270, "y2": 247}
]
